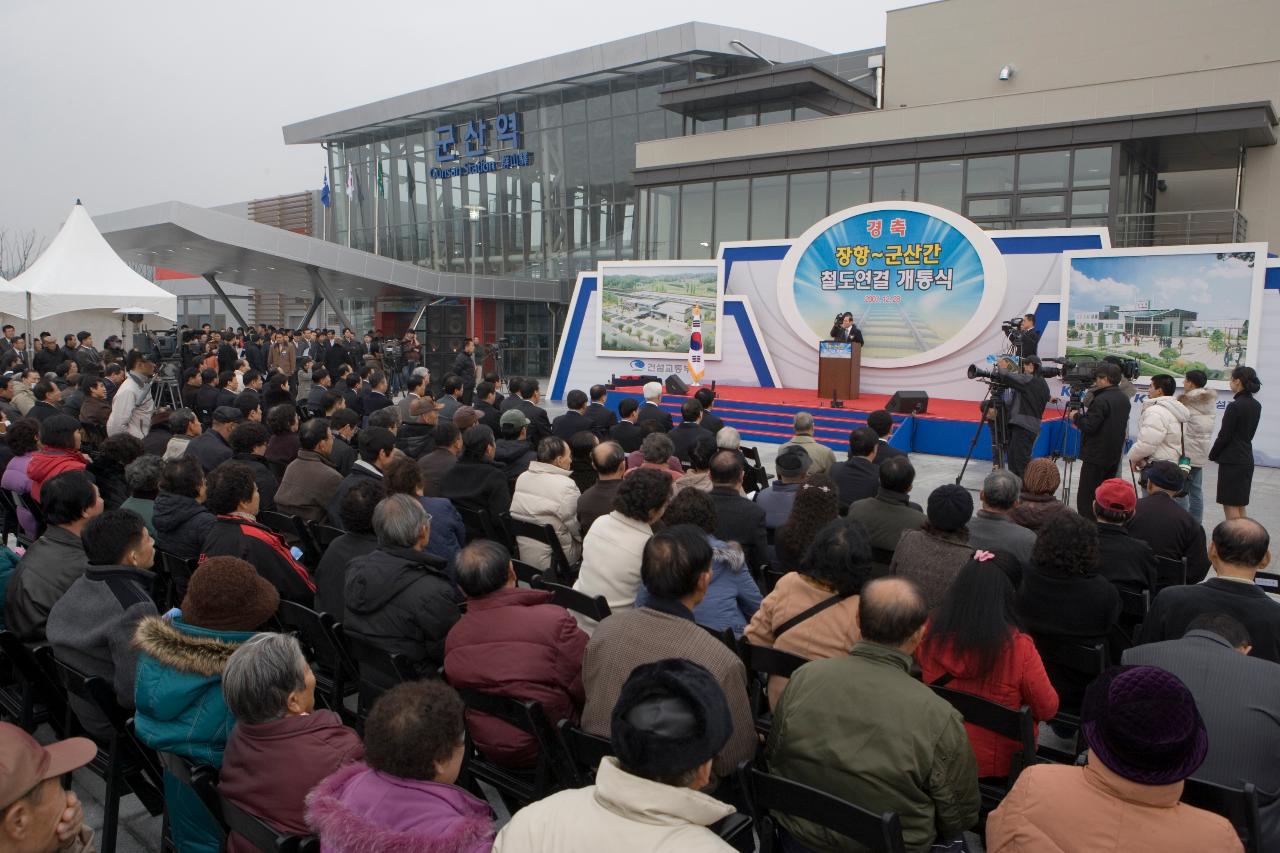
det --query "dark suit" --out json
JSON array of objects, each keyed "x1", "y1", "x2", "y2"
[
  {"x1": 828, "y1": 456, "x2": 879, "y2": 508},
  {"x1": 1074, "y1": 383, "x2": 1131, "y2": 518},
  {"x1": 475, "y1": 400, "x2": 502, "y2": 433},
  {"x1": 499, "y1": 394, "x2": 523, "y2": 413},
  {"x1": 1094, "y1": 524, "x2": 1158, "y2": 592},
  {"x1": 700, "y1": 411, "x2": 725, "y2": 435},
  {"x1": 517, "y1": 399, "x2": 553, "y2": 444},
  {"x1": 829, "y1": 323, "x2": 864, "y2": 345},
  {"x1": 1127, "y1": 491, "x2": 1211, "y2": 586},
  {"x1": 636, "y1": 401, "x2": 673, "y2": 433},
  {"x1": 707, "y1": 487, "x2": 769, "y2": 573},
  {"x1": 585, "y1": 402, "x2": 617, "y2": 439},
  {"x1": 668, "y1": 422, "x2": 712, "y2": 463},
  {"x1": 1140, "y1": 577, "x2": 1280, "y2": 663},
  {"x1": 551, "y1": 410, "x2": 595, "y2": 442},
  {"x1": 361, "y1": 391, "x2": 393, "y2": 423},
  {"x1": 875, "y1": 439, "x2": 906, "y2": 463},
  {"x1": 1123, "y1": 630, "x2": 1280, "y2": 850},
  {"x1": 609, "y1": 420, "x2": 643, "y2": 453}
]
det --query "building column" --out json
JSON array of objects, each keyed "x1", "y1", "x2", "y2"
[
  {"x1": 296, "y1": 292, "x2": 324, "y2": 331},
  {"x1": 305, "y1": 265, "x2": 354, "y2": 332},
  {"x1": 202, "y1": 273, "x2": 249, "y2": 331}
]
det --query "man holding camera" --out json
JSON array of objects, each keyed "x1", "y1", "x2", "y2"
[
  {"x1": 830, "y1": 312, "x2": 864, "y2": 344},
  {"x1": 1072, "y1": 362, "x2": 1132, "y2": 520},
  {"x1": 1006, "y1": 314, "x2": 1040, "y2": 359},
  {"x1": 991, "y1": 355, "x2": 1051, "y2": 478},
  {"x1": 452, "y1": 338, "x2": 477, "y2": 404}
]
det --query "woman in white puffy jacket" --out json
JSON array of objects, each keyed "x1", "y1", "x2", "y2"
[
  {"x1": 1126, "y1": 373, "x2": 1190, "y2": 468},
  {"x1": 1177, "y1": 368, "x2": 1217, "y2": 523},
  {"x1": 510, "y1": 435, "x2": 583, "y2": 570}
]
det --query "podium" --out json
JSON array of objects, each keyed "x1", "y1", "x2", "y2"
[{"x1": 818, "y1": 341, "x2": 861, "y2": 401}]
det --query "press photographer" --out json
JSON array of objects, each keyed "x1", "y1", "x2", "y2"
[
  {"x1": 1071, "y1": 361, "x2": 1132, "y2": 519},
  {"x1": 972, "y1": 355, "x2": 1051, "y2": 477},
  {"x1": 1002, "y1": 313, "x2": 1040, "y2": 358}
]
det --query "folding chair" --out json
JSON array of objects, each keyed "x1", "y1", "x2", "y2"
[
  {"x1": 454, "y1": 687, "x2": 564, "y2": 810},
  {"x1": 502, "y1": 512, "x2": 577, "y2": 583},
  {"x1": 699, "y1": 623, "x2": 737, "y2": 652},
  {"x1": 738, "y1": 764, "x2": 906, "y2": 853},
  {"x1": 1182, "y1": 777, "x2": 1262, "y2": 853},
  {"x1": 737, "y1": 640, "x2": 810, "y2": 734},
  {"x1": 0, "y1": 632, "x2": 66, "y2": 734},
  {"x1": 1030, "y1": 635, "x2": 1107, "y2": 762},
  {"x1": 740, "y1": 446, "x2": 771, "y2": 495},
  {"x1": 929, "y1": 685, "x2": 1035, "y2": 809},
  {"x1": 17, "y1": 493, "x2": 46, "y2": 538},
  {"x1": 1154, "y1": 554, "x2": 1188, "y2": 590},
  {"x1": 0, "y1": 489, "x2": 23, "y2": 545},
  {"x1": 276, "y1": 600, "x2": 359, "y2": 723},
  {"x1": 531, "y1": 577, "x2": 611, "y2": 623},
  {"x1": 156, "y1": 550, "x2": 199, "y2": 603},
  {"x1": 308, "y1": 521, "x2": 346, "y2": 551},
  {"x1": 511, "y1": 558, "x2": 543, "y2": 587},
  {"x1": 761, "y1": 565, "x2": 788, "y2": 595},
  {"x1": 258, "y1": 510, "x2": 320, "y2": 566},
  {"x1": 456, "y1": 503, "x2": 506, "y2": 545},
  {"x1": 556, "y1": 720, "x2": 613, "y2": 787},
  {"x1": 1117, "y1": 586, "x2": 1151, "y2": 644},
  {"x1": 342, "y1": 631, "x2": 419, "y2": 718}
]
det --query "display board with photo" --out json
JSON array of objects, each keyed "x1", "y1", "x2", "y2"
[{"x1": 596, "y1": 260, "x2": 723, "y2": 360}]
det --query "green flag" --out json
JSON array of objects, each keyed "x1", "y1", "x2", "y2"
[{"x1": 377, "y1": 160, "x2": 385, "y2": 198}]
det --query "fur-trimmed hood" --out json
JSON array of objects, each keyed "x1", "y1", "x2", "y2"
[
  {"x1": 133, "y1": 616, "x2": 247, "y2": 677},
  {"x1": 1178, "y1": 387, "x2": 1217, "y2": 415},
  {"x1": 305, "y1": 763, "x2": 494, "y2": 853}
]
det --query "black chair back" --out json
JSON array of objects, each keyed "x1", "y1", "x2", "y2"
[
  {"x1": 0, "y1": 633, "x2": 67, "y2": 734},
  {"x1": 511, "y1": 558, "x2": 542, "y2": 587},
  {"x1": 218, "y1": 785, "x2": 312, "y2": 853},
  {"x1": 737, "y1": 641, "x2": 810, "y2": 723},
  {"x1": 1182, "y1": 778, "x2": 1261, "y2": 853},
  {"x1": 1154, "y1": 554, "x2": 1188, "y2": 589},
  {"x1": 258, "y1": 510, "x2": 320, "y2": 565},
  {"x1": 1254, "y1": 571, "x2": 1280, "y2": 595},
  {"x1": 17, "y1": 493, "x2": 46, "y2": 538},
  {"x1": 342, "y1": 630, "x2": 419, "y2": 715},
  {"x1": 309, "y1": 521, "x2": 346, "y2": 551},
  {"x1": 456, "y1": 502, "x2": 504, "y2": 545},
  {"x1": 454, "y1": 687, "x2": 563, "y2": 806},
  {"x1": 502, "y1": 512, "x2": 576, "y2": 583},
  {"x1": 700, "y1": 623, "x2": 737, "y2": 651},
  {"x1": 156, "y1": 550, "x2": 199, "y2": 602},
  {"x1": 740, "y1": 765, "x2": 906, "y2": 853},
  {"x1": 556, "y1": 720, "x2": 613, "y2": 787},
  {"x1": 276, "y1": 600, "x2": 358, "y2": 720},
  {"x1": 762, "y1": 565, "x2": 787, "y2": 594},
  {"x1": 0, "y1": 489, "x2": 23, "y2": 544},
  {"x1": 531, "y1": 577, "x2": 611, "y2": 623},
  {"x1": 929, "y1": 684, "x2": 1034, "y2": 809}
]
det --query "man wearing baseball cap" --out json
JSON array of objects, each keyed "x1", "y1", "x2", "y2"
[
  {"x1": 1092, "y1": 478, "x2": 1157, "y2": 593},
  {"x1": 1127, "y1": 460, "x2": 1211, "y2": 587},
  {"x1": 0, "y1": 723, "x2": 96, "y2": 852}
]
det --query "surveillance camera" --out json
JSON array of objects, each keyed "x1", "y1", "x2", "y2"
[{"x1": 998, "y1": 65, "x2": 1014, "y2": 81}]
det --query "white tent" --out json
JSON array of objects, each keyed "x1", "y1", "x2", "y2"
[{"x1": 0, "y1": 202, "x2": 177, "y2": 350}]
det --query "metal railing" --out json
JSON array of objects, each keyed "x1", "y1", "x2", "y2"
[{"x1": 1113, "y1": 209, "x2": 1247, "y2": 247}]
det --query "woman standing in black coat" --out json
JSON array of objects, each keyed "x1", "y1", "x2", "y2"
[{"x1": 1209, "y1": 365, "x2": 1262, "y2": 519}]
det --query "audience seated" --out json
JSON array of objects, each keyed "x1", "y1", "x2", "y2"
[
  {"x1": 164, "y1": 407, "x2": 201, "y2": 462},
  {"x1": 46, "y1": 509, "x2": 157, "y2": 740},
  {"x1": 889, "y1": 484, "x2": 975, "y2": 609},
  {"x1": 494, "y1": 659, "x2": 739, "y2": 852},
  {"x1": 1127, "y1": 460, "x2": 1211, "y2": 586},
  {"x1": 635, "y1": 381, "x2": 673, "y2": 432},
  {"x1": 574, "y1": 468, "x2": 670, "y2": 626},
  {"x1": 263, "y1": 403, "x2": 300, "y2": 473},
  {"x1": 417, "y1": 420, "x2": 461, "y2": 495},
  {"x1": 473, "y1": 381, "x2": 502, "y2": 433},
  {"x1": 510, "y1": 436, "x2": 583, "y2": 569},
  {"x1": 1, "y1": 418, "x2": 40, "y2": 539},
  {"x1": 1091, "y1": 478, "x2": 1158, "y2": 592},
  {"x1": 306, "y1": 681, "x2": 495, "y2": 852},
  {"x1": 396, "y1": 395, "x2": 442, "y2": 460},
  {"x1": 494, "y1": 410, "x2": 537, "y2": 485},
  {"x1": 779, "y1": 411, "x2": 837, "y2": 475},
  {"x1": 438, "y1": 424, "x2": 513, "y2": 519},
  {"x1": 672, "y1": 432, "x2": 717, "y2": 496},
  {"x1": 1016, "y1": 511, "x2": 1121, "y2": 708},
  {"x1": 444, "y1": 540, "x2": 589, "y2": 767},
  {"x1": 986, "y1": 665, "x2": 1243, "y2": 853},
  {"x1": 608, "y1": 397, "x2": 642, "y2": 452},
  {"x1": 4, "y1": 470, "x2": 102, "y2": 641},
  {"x1": 27, "y1": 414, "x2": 90, "y2": 501},
  {"x1": 1123, "y1": 614, "x2": 1280, "y2": 849},
  {"x1": 576, "y1": 440, "x2": 626, "y2": 536},
  {"x1": 326, "y1": 427, "x2": 396, "y2": 528},
  {"x1": 120, "y1": 454, "x2": 162, "y2": 536},
  {"x1": 626, "y1": 431, "x2": 683, "y2": 480},
  {"x1": 567, "y1": 430, "x2": 599, "y2": 494},
  {"x1": 551, "y1": 389, "x2": 595, "y2": 442},
  {"x1": 382, "y1": 457, "x2": 465, "y2": 568},
  {"x1": 916, "y1": 551, "x2": 1059, "y2": 778},
  {"x1": 828, "y1": 425, "x2": 880, "y2": 507},
  {"x1": 327, "y1": 408, "x2": 359, "y2": 476},
  {"x1": 219, "y1": 633, "x2": 363, "y2": 853},
  {"x1": 1007, "y1": 458, "x2": 1071, "y2": 532},
  {"x1": 313, "y1": 479, "x2": 384, "y2": 616},
  {"x1": 847, "y1": 455, "x2": 926, "y2": 575},
  {"x1": 275, "y1": 417, "x2": 344, "y2": 524},
  {"x1": 133, "y1": 556, "x2": 280, "y2": 853},
  {"x1": 583, "y1": 384, "x2": 617, "y2": 438},
  {"x1": 228, "y1": 421, "x2": 279, "y2": 513},
  {"x1": 185, "y1": 406, "x2": 240, "y2": 473},
  {"x1": 753, "y1": 445, "x2": 808, "y2": 530},
  {"x1": 745, "y1": 517, "x2": 870, "y2": 707},
  {"x1": 667, "y1": 399, "x2": 713, "y2": 463},
  {"x1": 967, "y1": 469, "x2": 1036, "y2": 582},
  {"x1": 773, "y1": 473, "x2": 840, "y2": 571},
  {"x1": 866, "y1": 408, "x2": 907, "y2": 463},
  {"x1": 705, "y1": 450, "x2": 768, "y2": 574},
  {"x1": 201, "y1": 461, "x2": 315, "y2": 604},
  {"x1": 153, "y1": 455, "x2": 216, "y2": 566},
  {"x1": 87, "y1": 432, "x2": 143, "y2": 510},
  {"x1": 0, "y1": 722, "x2": 94, "y2": 852},
  {"x1": 1141, "y1": 518, "x2": 1279, "y2": 660},
  {"x1": 637, "y1": 489, "x2": 762, "y2": 636},
  {"x1": 767, "y1": 577, "x2": 980, "y2": 851},
  {"x1": 342, "y1": 495, "x2": 460, "y2": 678},
  {"x1": 581, "y1": 526, "x2": 756, "y2": 787}
]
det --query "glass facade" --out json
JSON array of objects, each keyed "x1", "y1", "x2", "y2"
[{"x1": 640, "y1": 145, "x2": 1120, "y2": 257}]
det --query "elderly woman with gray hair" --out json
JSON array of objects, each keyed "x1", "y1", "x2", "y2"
[
  {"x1": 120, "y1": 454, "x2": 164, "y2": 536},
  {"x1": 218, "y1": 633, "x2": 363, "y2": 853}
]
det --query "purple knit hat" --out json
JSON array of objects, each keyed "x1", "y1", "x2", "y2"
[{"x1": 1081, "y1": 665, "x2": 1208, "y2": 785}]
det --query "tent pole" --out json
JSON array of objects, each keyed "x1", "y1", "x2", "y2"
[{"x1": 24, "y1": 292, "x2": 31, "y2": 370}]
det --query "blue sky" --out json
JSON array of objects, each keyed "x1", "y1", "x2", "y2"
[{"x1": 1069, "y1": 252, "x2": 1257, "y2": 323}]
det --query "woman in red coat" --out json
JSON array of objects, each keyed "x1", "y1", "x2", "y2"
[{"x1": 916, "y1": 550, "x2": 1059, "y2": 779}]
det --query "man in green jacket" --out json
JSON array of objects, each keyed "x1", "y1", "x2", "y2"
[{"x1": 766, "y1": 577, "x2": 979, "y2": 851}]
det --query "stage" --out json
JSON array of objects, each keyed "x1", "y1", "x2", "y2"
[{"x1": 606, "y1": 384, "x2": 1078, "y2": 461}]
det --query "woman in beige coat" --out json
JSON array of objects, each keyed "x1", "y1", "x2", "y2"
[{"x1": 510, "y1": 436, "x2": 582, "y2": 570}]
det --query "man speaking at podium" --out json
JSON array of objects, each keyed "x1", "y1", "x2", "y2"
[{"x1": 830, "y1": 312, "x2": 865, "y2": 344}]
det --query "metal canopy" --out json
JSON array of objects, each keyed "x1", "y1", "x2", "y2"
[
  {"x1": 95, "y1": 201, "x2": 559, "y2": 304},
  {"x1": 659, "y1": 64, "x2": 877, "y2": 116}
]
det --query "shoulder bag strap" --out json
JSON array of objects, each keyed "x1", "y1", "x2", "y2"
[{"x1": 773, "y1": 593, "x2": 851, "y2": 639}]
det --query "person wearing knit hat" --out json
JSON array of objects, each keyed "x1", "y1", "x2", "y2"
[
  {"x1": 888, "y1": 484, "x2": 976, "y2": 610},
  {"x1": 987, "y1": 665, "x2": 1241, "y2": 853},
  {"x1": 132, "y1": 556, "x2": 278, "y2": 853},
  {"x1": 1092, "y1": 478, "x2": 1158, "y2": 593},
  {"x1": 0, "y1": 723, "x2": 96, "y2": 852},
  {"x1": 492, "y1": 658, "x2": 739, "y2": 852},
  {"x1": 1008, "y1": 457, "x2": 1070, "y2": 533}
]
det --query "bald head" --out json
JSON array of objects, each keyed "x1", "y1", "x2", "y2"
[
  {"x1": 591, "y1": 440, "x2": 626, "y2": 479},
  {"x1": 793, "y1": 411, "x2": 814, "y2": 435},
  {"x1": 1211, "y1": 518, "x2": 1271, "y2": 574},
  {"x1": 857, "y1": 577, "x2": 929, "y2": 651}
]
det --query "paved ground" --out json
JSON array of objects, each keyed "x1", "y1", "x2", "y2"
[{"x1": 57, "y1": 388, "x2": 1278, "y2": 851}]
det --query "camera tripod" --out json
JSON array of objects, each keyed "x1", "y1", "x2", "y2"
[
  {"x1": 1046, "y1": 398, "x2": 1083, "y2": 504},
  {"x1": 956, "y1": 384, "x2": 1010, "y2": 485},
  {"x1": 149, "y1": 358, "x2": 183, "y2": 410}
]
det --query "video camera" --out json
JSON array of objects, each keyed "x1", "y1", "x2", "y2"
[
  {"x1": 381, "y1": 339, "x2": 403, "y2": 361},
  {"x1": 1001, "y1": 315, "x2": 1027, "y2": 342},
  {"x1": 133, "y1": 328, "x2": 180, "y2": 360},
  {"x1": 1041, "y1": 356, "x2": 1140, "y2": 389},
  {"x1": 967, "y1": 363, "x2": 1006, "y2": 383}
]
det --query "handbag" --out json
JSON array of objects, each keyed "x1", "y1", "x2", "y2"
[{"x1": 1175, "y1": 424, "x2": 1192, "y2": 498}]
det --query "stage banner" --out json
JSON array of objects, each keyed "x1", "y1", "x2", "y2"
[{"x1": 778, "y1": 201, "x2": 1007, "y2": 368}]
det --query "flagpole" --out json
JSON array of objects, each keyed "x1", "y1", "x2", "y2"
[{"x1": 374, "y1": 160, "x2": 380, "y2": 256}]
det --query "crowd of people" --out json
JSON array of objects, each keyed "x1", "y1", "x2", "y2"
[{"x1": 0, "y1": 323, "x2": 1271, "y2": 853}]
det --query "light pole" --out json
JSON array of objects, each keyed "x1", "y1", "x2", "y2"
[{"x1": 464, "y1": 204, "x2": 485, "y2": 343}]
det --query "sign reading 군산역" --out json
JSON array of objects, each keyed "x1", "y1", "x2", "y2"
[
  {"x1": 777, "y1": 201, "x2": 1007, "y2": 369},
  {"x1": 430, "y1": 112, "x2": 534, "y2": 179}
]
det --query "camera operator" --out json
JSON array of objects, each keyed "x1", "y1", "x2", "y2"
[
  {"x1": 829, "y1": 312, "x2": 864, "y2": 344},
  {"x1": 1071, "y1": 362, "x2": 1132, "y2": 520},
  {"x1": 1004, "y1": 314, "x2": 1039, "y2": 358},
  {"x1": 452, "y1": 338, "x2": 477, "y2": 404},
  {"x1": 990, "y1": 355, "x2": 1051, "y2": 477}
]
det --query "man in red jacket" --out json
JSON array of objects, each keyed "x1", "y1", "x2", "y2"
[{"x1": 444, "y1": 540, "x2": 588, "y2": 768}]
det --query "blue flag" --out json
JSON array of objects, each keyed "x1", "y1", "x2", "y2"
[{"x1": 320, "y1": 173, "x2": 331, "y2": 208}]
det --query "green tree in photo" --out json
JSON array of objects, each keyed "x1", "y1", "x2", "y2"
[
  {"x1": 1208, "y1": 329, "x2": 1226, "y2": 353},
  {"x1": 1085, "y1": 331, "x2": 1094, "y2": 346}
]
